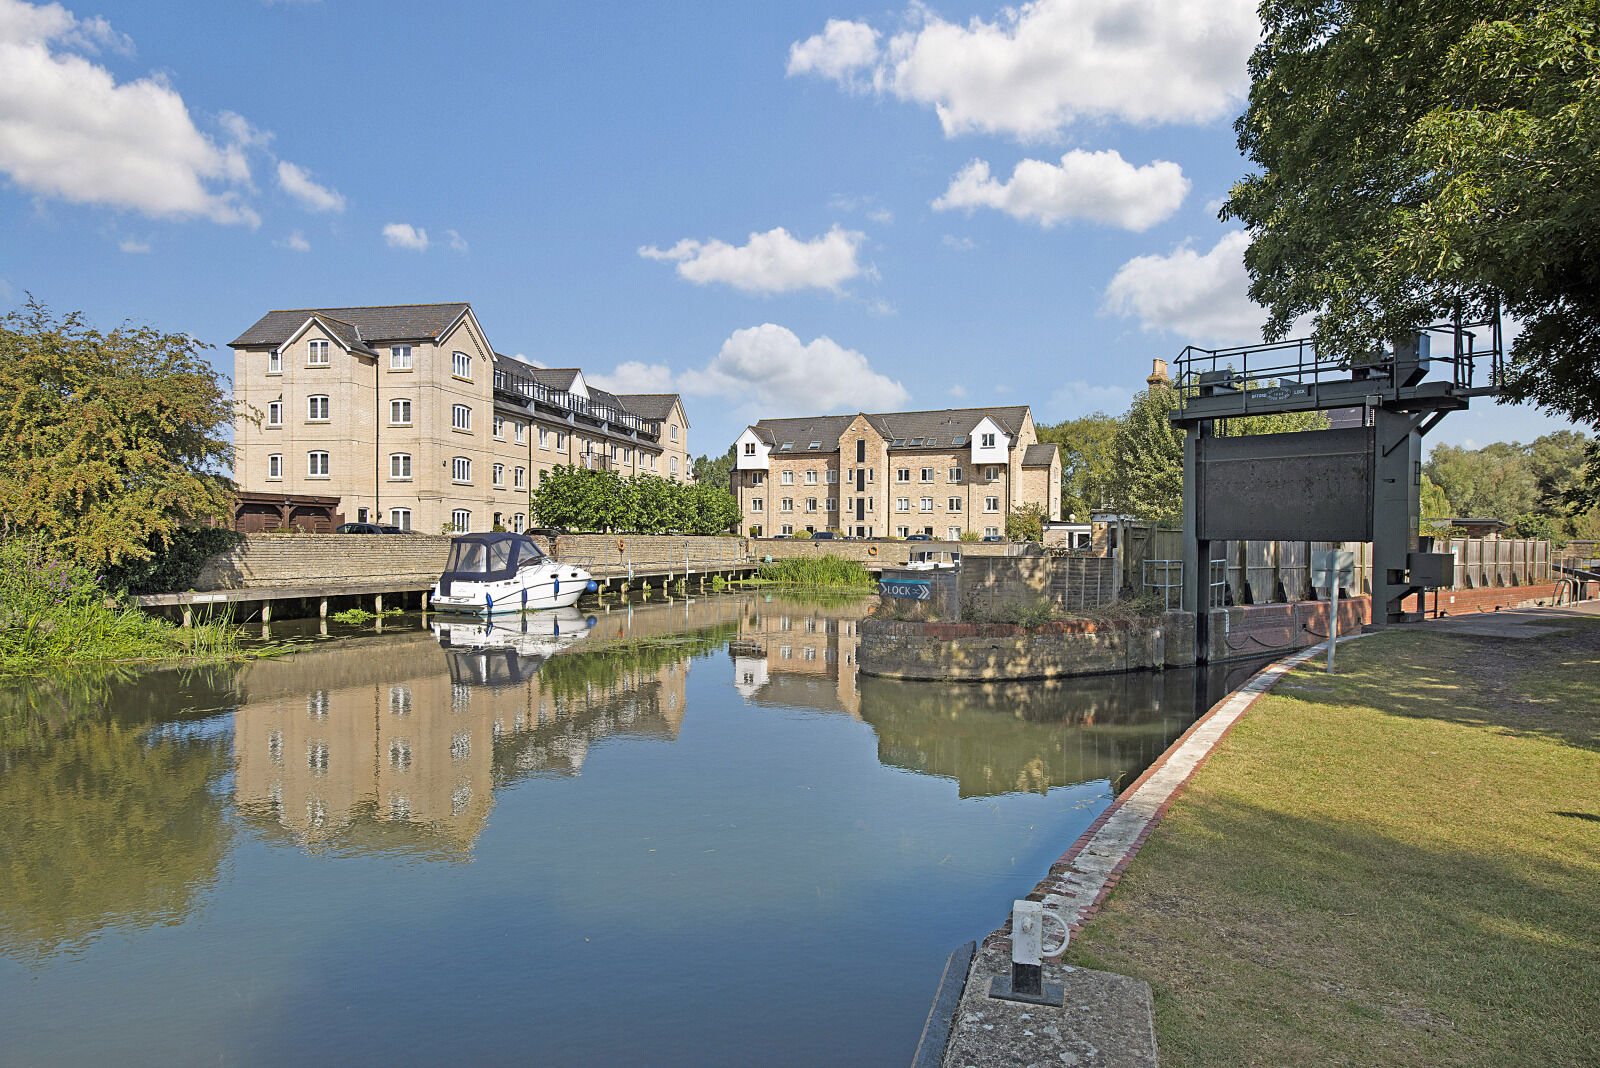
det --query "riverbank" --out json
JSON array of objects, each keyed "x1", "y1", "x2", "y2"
[{"x1": 1063, "y1": 610, "x2": 1600, "y2": 1067}]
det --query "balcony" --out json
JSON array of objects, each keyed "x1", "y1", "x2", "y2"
[{"x1": 493, "y1": 368, "x2": 661, "y2": 441}]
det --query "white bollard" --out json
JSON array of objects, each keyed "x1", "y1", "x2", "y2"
[{"x1": 988, "y1": 900, "x2": 1068, "y2": 1006}]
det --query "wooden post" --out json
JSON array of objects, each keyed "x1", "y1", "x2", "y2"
[
  {"x1": 262, "y1": 601, "x2": 273, "y2": 623},
  {"x1": 319, "y1": 597, "x2": 328, "y2": 619},
  {"x1": 182, "y1": 605, "x2": 193, "y2": 628},
  {"x1": 374, "y1": 593, "x2": 383, "y2": 614},
  {"x1": 421, "y1": 589, "x2": 429, "y2": 611}
]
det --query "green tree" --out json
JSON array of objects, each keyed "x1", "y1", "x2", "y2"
[
  {"x1": 1226, "y1": 2, "x2": 1600, "y2": 423},
  {"x1": 1426, "y1": 441, "x2": 1540, "y2": 523},
  {"x1": 1005, "y1": 502, "x2": 1047, "y2": 542},
  {"x1": 1036, "y1": 413, "x2": 1119, "y2": 519},
  {"x1": 691, "y1": 446, "x2": 736, "y2": 491},
  {"x1": 0, "y1": 299, "x2": 234, "y2": 568}
]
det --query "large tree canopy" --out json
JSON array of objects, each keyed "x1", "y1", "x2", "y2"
[
  {"x1": 1226, "y1": 1, "x2": 1600, "y2": 423},
  {"x1": 0, "y1": 300, "x2": 234, "y2": 567}
]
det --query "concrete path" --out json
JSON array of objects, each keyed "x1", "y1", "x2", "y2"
[{"x1": 1414, "y1": 600, "x2": 1600, "y2": 638}]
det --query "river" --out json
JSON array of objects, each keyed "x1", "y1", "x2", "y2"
[{"x1": 0, "y1": 590, "x2": 1270, "y2": 1066}]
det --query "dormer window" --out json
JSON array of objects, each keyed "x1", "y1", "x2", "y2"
[
  {"x1": 307, "y1": 340, "x2": 329, "y2": 365},
  {"x1": 743, "y1": 441, "x2": 756, "y2": 455},
  {"x1": 268, "y1": 350, "x2": 282, "y2": 374},
  {"x1": 981, "y1": 432, "x2": 996, "y2": 448}
]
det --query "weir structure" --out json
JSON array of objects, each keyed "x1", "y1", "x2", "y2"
[{"x1": 1170, "y1": 314, "x2": 1505, "y2": 660}]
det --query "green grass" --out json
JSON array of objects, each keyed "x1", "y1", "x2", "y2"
[
  {"x1": 1067, "y1": 623, "x2": 1600, "y2": 1067},
  {"x1": 752, "y1": 554, "x2": 876, "y2": 588}
]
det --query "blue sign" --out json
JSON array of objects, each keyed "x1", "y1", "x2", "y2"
[{"x1": 882, "y1": 579, "x2": 931, "y2": 601}]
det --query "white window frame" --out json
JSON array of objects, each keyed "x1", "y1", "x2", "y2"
[
  {"x1": 781, "y1": 470, "x2": 794, "y2": 485},
  {"x1": 805, "y1": 470, "x2": 817, "y2": 484},
  {"x1": 493, "y1": 415, "x2": 505, "y2": 440},
  {"x1": 267, "y1": 454, "x2": 282, "y2": 480},
  {"x1": 452, "y1": 404, "x2": 472, "y2": 432},
  {"x1": 308, "y1": 451, "x2": 330, "y2": 477},
  {"x1": 267, "y1": 350, "x2": 282, "y2": 374},
  {"x1": 670, "y1": 424, "x2": 679, "y2": 442},
  {"x1": 896, "y1": 497, "x2": 910, "y2": 513},
  {"x1": 984, "y1": 496, "x2": 1000, "y2": 512},
  {"x1": 492, "y1": 462, "x2": 505, "y2": 487},
  {"x1": 981, "y1": 432, "x2": 996, "y2": 448},
  {"x1": 896, "y1": 525, "x2": 910, "y2": 538},
  {"x1": 539, "y1": 427, "x2": 550, "y2": 449},
  {"x1": 452, "y1": 351, "x2": 472, "y2": 380},
  {"x1": 919, "y1": 497, "x2": 934, "y2": 512},
  {"x1": 751, "y1": 498, "x2": 763, "y2": 512},
  {"x1": 806, "y1": 497, "x2": 818, "y2": 512},
  {"x1": 514, "y1": 466, "x2": 525, "y2": 489},
  {"x1": 307, "y1": 395, "x2": 330, "y2": 422},
  {"x1": 514, "y1": 422, "x2": 525, "y2": 444},
  {"x1": 896, "y1": 468, "x2": 910, "y2": 482},
  {"x1": 780, "y1": 524, "x2": 793, "y2": 536},
  {"x1": 780, "y1": 498, "x2": 793, "y2": 512},
  {"x1": 921, "y1": 467, "x2": 935, "y2": 482},
  {"x1": 826, "y1": 498, "x2": 836, "y2": 511},
  {"x1": 307, "y1": 340, "x2": 329, "y2": 366},
  {"x1": 390, "y1": 453, "x2": 412, "y2": 480},
  {"x1": 555, "y1": 431, "x2": 567, "y2": 450},
  {"x1": 984, "y1": 525, "x2": 999, "y2": 538},
  {"x1": 390, "y1": 346, "x2": 412, "y2": 370},
  {"x1": 267, "y1": 401, "x2": 282, "y2": 427},
  {"x1": 390, "y1": 399, "x2": 411, "y2": 425},
  {"x1": 948, "y1": 497, "x2": 963, "y2": 512},
  {"x1": 452, "y1": 456, "x2": 471, "y2": 483},
  {"x1": 511, "y1": 514, "x2": 525, "y2": 533},
  {"x1": 948, "y1": 526, "x2": 962, "y2": 541},
  {"x1": 389, "y1": 508, "x2": 411, "y2": 530},
  {"x1": 669, "y1": 456, "x2": 678, "y2": 474},
  {"x1": 451, "y1": 509, "x2": 472, "y2": 532},
  {"x1": 949, "y1": 466, "x2": 962, "y2": 482}
]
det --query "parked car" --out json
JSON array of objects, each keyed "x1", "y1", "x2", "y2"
[
  {"x1": 906, "y1": 534, "x2": 932, "y2": 542},
  {"x1": 810, "y1": 531, "x2": 838, "y2": 540},
  {"x1": 336, "y1": 522, "x2": 402, "y2": 534},
  {"x1": 981, "y1": 535, "x2": 1005, "y2": 543}
]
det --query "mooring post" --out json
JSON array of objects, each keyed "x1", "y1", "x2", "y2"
[
  {"x1": 988, "y1": 900, "x2": 1067, "y2": 1006},
  {"x1": 182, "y1": 604, "x2": 193, "y2": 628},
  {"x1": 374, "y1": 593, "x2": 383, "y2": 614},
  {"x1": 262, "y1": 601, "x2": 273, "y2": 623}
]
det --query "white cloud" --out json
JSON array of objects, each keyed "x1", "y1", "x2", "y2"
[
  {"x1": 117, "y1": 236, "x2": 148, "y2": 253},
  {"x1": 789, "y1": 0, "x2": 1259, "y2": 140},
  {"x1": 446, "y1": 228, "x2": 467, "y2": 252},
  {"x1": 590, "y1": 325, "x2": 909, "y2": 419},
  {"x1": 0, "y1": 0, "x2": 260, "y2": 224},
  {"x1": 276, "y1": 160, "x2": 343, "y2": 212},
  {"x1": 382, "y1": 222, "x2": 428, "y2": 250},
  {"x1": 942, "y1": 234, "x2": 974, "y2": 251},
  {"x1": 1103, "y1": 229, "x2": 1290, "y2": 345},
  {"x1": 640, "y1": 225, "x2": 866, "y2": 294},
  {"x1": 275, "y1": 229, "x2": 309, "y2": 252},
  {"x1": 933, "y1": 150, "x2": 1188, "y2": 231},
  {"x1": 948, "y1": 384, "x2": 967, "y2": 398},
  {"x1": 787, "y1": 18, "x2": 880, "y2": 86}
]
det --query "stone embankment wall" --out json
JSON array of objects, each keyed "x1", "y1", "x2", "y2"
[
  {"x1": 753, "y1": 537, "x2": 1026, "y2": 567},
  {"x1": 859, "y1": 614, "x2": 1193, "y2": 681},
  {"x1": 195, "y1": 534, "x2": 454, "y2": 590}
]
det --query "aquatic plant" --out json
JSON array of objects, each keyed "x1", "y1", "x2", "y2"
[{"x1": 753, "y1": 555, "x2": 875, "y2": 588}]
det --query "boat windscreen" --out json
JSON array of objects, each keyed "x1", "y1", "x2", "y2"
[{"x1": 445, "y1": 540, "x2": 487, "y2": 573}]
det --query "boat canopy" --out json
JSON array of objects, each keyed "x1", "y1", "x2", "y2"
[{"x1": 440, "y1": 533, "x2": 546, "y2": 584}]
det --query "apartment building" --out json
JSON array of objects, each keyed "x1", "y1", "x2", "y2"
[
  {"x1": 230, "y1": 303, "x2": 691, "y2": 534},
  {"x1": 731, "y1": 406, "x2": 1060, "y2": 538}
]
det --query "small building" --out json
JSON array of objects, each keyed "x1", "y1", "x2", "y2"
[{"x1": 233, "y1": 491, "x2": 343, "y2": 533}]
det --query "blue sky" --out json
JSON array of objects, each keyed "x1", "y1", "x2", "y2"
[{"x1": 0, "y1": 0, "x2": 1579, "y2": 460}]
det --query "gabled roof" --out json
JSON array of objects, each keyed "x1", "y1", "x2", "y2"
[
  {"x1": 527, "y1": 367, "x2": 581, "y2": 392},
  {"x1": 614, "y1": 393, "x2": 685, "y2": 425},
  {"x1": 284, "y1": 314, "x2": 380, "y2": 357},
  {"x1": 749, "y1": 406, "x2": 1032, "y2": 454},
  {"x1": 1022, "y1": 443, "x2": 1059, "y2": 467},
  {"x1": 230, "y1": 303, "x2": 472, "y2": 348}
]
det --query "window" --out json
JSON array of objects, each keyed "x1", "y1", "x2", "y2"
[
  {"x1": 357, "y1": 508, "x2": 369, "y2": 523},
  {"x1": 897, "y1": 526, "x2": 910, "y2": 537},
  {"x1": 390, "y1": 346, "x2": 412, "y2": 370},
  {"x1": 897, "y1": 468, "x2": 910, "y2": 482},
  {"x1": 896, "y1": 497, "x2": 910, "y2": 512},
  {"x1": 512, "y1": 514, "x2": 525, "y2": 533},
  {"x1": 452, "y1": 351, "x2": 471, "y2": 379},
  {"x1": 949, "y1": 466, "x2": 962, "y2": 482},
  {"x1": 751, "y1": 498, "x2": 763, "y2": 512},
  {"x1": 808, "y1": 441, "x2": 821, "y2": 450},
  {"x1": 868, "y1": 469, "x2": 875, "y2": 482},
  {"x1": 670, "y1": 456, "x2": 678, "y2": 475},
  {"x1": 948, "y1": 497, "x2": 963, "y2": 512},
  {"x1": 984, "y1": 526, "x2": 999, "y2": 538},
  {"x1": 492, "y1": 463, "x2": 505, "y2": 487},
  {"x1": 743, "y1": 441, "x2": 756, "y2": 455},
  {"x1": 308, "y1": 451, "x2": 329, "y2": 477},
  {"x1": 451, "y1": 509, "x2": 471, "y2": 532},
  {"x1": 494, "y1": 415, "x2": 505, "y2": 439},
  {"x1": 514, "y1": 422, "x2": 525, "y2": 444},
  {"x1": 390, "y1": 399, "x2": 411, "y2": 425},
  {"x1": 948, "y1": 526, "x2": 962, "y2": 541},
  {"x1": 921, "y1": 467, "x2": 935, "y2": 481},
  {"x1": 781, "y1": 470, "x2": 794, "y2": 485},
  {"x1": 984, "y1": 496, "x2": 1000, "y2": 512},
  {"x1": 267, "y1": 454, "x2": 282, "y2": 480},
  {"x1": 985, "y1": 466, "x2": 999, "y2": 481},
  {"x1": 806, "y1": 498, "x2": 817, "y2": 512},
  {"x1": 981, "y1": 432, "x2": 996, "y2": 448},
  {"x1": 267, "y1": 350, "x2": 282, "y2": 374},
  {"x1": 390, "y1": 453, "x2": 412, "y2": 479},
  {"x1": 267, "y1": 401, "x2": 282, "y2": 427},
  {"x1": 390, "y1": 508, "x2": 411, "y2": 530},
  {"x1": 537, "y1": 427, "x2": 549, "y2": 449},
  {"x1": 805, "y1": 470, "x2": 817, "y2": 484},
  {"x1": 781, "y1": 525, "x2": 793, "y2": 536},
  {"x1": 920, "y1": 497, "x2": 934, "y2": 512},
  {"x1": 856, "y1": 439, "x2": 866, "y2": 463},
  {"x1": 780, "y1": 498, "x2": 793, "y2": 512},
  {"x1": 307, "y1": 340, "x2": 329, "y2": 365},
  {"x1": 307, "y1": 395, "x2": 329, "y2": 421},
  {"x1": 555, "y1": 431, "x2": 567, "y2": 450},
  {"x1": 952, "y1": 436, "x2": 967, "y2": 446},
  {"x1": 670, "y1": 424, "x2": 679, "y2": 442},
  {"x1": 514, "y1": 466, "x2": 525, "y2": 489},
  {"x1": 749, "y1": 471, "x2": 764, "y2": 486},
  {"x1": 452, "y1": 404, "x2": 471, "y2": 431},
  {"x1": 826, "y1": 470, "x2": 838, "y2": 484},
  {"x1": 826, "y1": 498, "x2": 836, "y2": 511},
  {"x1": 452, "y1": 457, "x2": 471, "y2": 483}
]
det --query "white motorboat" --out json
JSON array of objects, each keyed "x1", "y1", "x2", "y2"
[
  {"x1": 903, "y1": 549, "x2": 962, "y2": 571},
  {"x1": 430, "y1": 532, "x2": 596, "y2": 615}
]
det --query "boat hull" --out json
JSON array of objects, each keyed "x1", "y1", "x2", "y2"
[{"x1": 430, "y1": 565, "x2": 595, "y2": 615}]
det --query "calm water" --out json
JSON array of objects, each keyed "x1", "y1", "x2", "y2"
[{"x1": 0, "y1": 592, "x2": 1268, "y2": 1066}]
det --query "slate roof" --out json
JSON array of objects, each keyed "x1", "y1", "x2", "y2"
[
  {"x1": 527, "y1": 367, "x2": 581, "y2": 392},
  {"x1": 230, "y1": 303, "x2": 471, "y2": 349},
  {"x1": 751, "y1": 406, "x2": 1033, "y2": 453},
  {"x1": 1022, "y1": 443, "x2": 1059, "y2": 466},
  {"x1": 614, "y1": 393, "x2": 685, "y2": 425}
]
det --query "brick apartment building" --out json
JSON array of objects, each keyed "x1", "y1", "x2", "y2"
[
  {"x1": 230, "y1": 303, "x2": 690, "y2": 534},
  {"x1": 731, "y1": 406, "x2": 1060, "y2": 538}
]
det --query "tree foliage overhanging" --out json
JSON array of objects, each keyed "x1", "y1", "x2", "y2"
[
  {"x1": 0, "y1": 299, "x2": 235, "y2": 569},
  {"x1": 1226, "y1": 1, "x2": 1600, "y2": 424},
  {"x1": 530, "y1": 465, "x2": 741, "y2": 534}
]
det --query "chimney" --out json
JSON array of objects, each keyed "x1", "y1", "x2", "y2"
[{"x1": 1147, "y1": 358, "x2": 1170, "y2": 388}]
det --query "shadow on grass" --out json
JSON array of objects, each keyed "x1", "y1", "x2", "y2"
[
  {"x1": 1276, "y1": 625, "x2": 1600, "y2": 753},
  {"x1": 1073, "y1": 793, "x2": 1600, "y2": 1067}
]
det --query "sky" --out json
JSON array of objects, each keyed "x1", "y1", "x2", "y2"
[{"x1": 0, "y1": 0, "x2": 1582, "y2": 462}]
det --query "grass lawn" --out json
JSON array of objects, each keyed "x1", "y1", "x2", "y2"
[{"x1": 1067, "y1": 619, "x2": 1600, "y2": 1068}]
